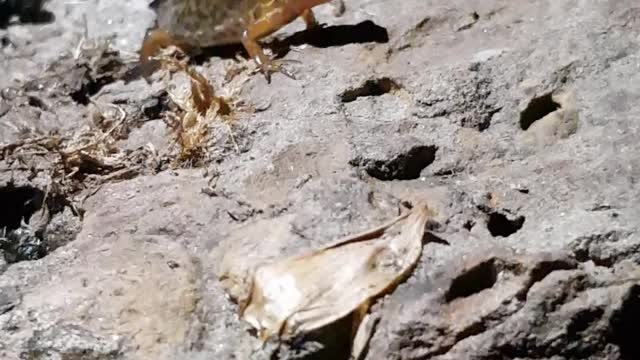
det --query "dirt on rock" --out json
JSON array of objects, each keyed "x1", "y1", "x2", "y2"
[{"x1": 1, "y1": 0, "x2": 639, "y2": 359}]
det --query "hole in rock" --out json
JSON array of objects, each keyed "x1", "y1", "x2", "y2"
[
  {"x1": 340, "y1": 77, "x2": 400, "y2": 103},
  {"x1": 463, "y1": 220, "x2": 475, "y2": 231},
  {"x1": 487, "y1": 212, "x2": 525, "y2": 237},
  {"x1": 0, "y1": 185, "x2": 47, "y2": 263},
  {"x1": 520, "y1": 93, "x2": 560, "y2": 130},
  {"x1": 0, "y1": 0, "x2": 54, "y2": 29},
  {"x1": 69, "y1": 50, "x2": 126, "y2": 105},
  {"x1": 567, "y1": 308, "x2": 604, "y2": 335},
  {"x1": 445, "y1": 259, "x2": 498, "y2": 302},
  {"x1": 350, "y1": 145, "x2": 437, "y2": 181},
  {"x1": 610, "y1": 285, "x2": 640, "y2": 360},
  {"x1": 0, "y1": 185, "x2": 44, "y2": 231},
  {"x1": 516, "y1": 259, "x2": 578, "y2": 300}
]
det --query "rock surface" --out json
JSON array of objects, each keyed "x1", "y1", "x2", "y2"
[{"x1": 1, "y1": 0, "x2": 639, "y2": 359}]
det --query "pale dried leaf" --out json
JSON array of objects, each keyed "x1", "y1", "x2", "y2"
[
  {"x1": 237, "y1": 202, "x2": 434, "y2": 342},
  {"x1": 351, "y1": 311, "x2": 377, "y2": 360}
]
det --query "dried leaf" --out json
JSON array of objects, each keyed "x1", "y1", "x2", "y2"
[
  {"x1": 351, "y1": 311, "x2": 378, "y2": 360},
  {"x1": 235, "y1": 202, "x2": 434, "y2": 348}
]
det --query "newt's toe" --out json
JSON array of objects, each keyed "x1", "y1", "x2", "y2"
[{"x1": 256, "y1": 56, "x2": 300, "y2": 82}]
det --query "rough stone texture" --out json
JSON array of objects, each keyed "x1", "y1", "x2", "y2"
[{"x1": 1, "y1": 0, "x2": 640, "y2": 359}]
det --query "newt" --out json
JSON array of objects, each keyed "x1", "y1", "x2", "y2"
[{"x1": 140, "y1": 0, "x2": 345, "y2": 82}]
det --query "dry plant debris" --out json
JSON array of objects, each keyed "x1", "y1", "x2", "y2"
[
  {"x1": 1, "y1": 100, "x2": 132, "y2": 192},
  {"x1": 151, "y1": 48, "x2": 236, "y2": 167},
  {"x1": 0, "y1": 40, "x2": 147, "y2": 217},
  {"x1": 221, "y1": 201, "x2": 435, "y2": 358},
  {"x1": 0, "y1": 39, "x2": 244, "y2": 216}
]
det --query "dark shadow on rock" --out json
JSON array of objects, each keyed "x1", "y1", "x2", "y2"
[
  {"x1": 423, "y1": 232, "x2": 450, "y2": 246},
  {"x1": 271, "y1": 20, "x2": 389, "y2": 58},
  {"x1": 0, "y1": 184, "x2": 44, "y2": 231},
  {"x1": 191, "y1": 20, "x2": 389, "y2": 64},
  {"x1": 0, "y1": 0, "x2": 55, "y2": 29}
]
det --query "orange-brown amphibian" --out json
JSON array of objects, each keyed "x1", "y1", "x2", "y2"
[{"x1": 140, "y1": 0, "x2": 345, "y2": 81}]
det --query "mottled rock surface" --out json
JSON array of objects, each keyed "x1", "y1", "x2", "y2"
[{"x1": 1, "y1": 0, "x2": 639, "y2": 359}]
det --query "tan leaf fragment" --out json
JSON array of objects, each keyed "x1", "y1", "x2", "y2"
[{"x1": 238, "y1": 202, "x2": 435, "y2": 351}]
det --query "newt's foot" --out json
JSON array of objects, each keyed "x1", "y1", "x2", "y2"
[
  {"x1": 301, "y1": 9, "x2": 319, "y2": 30},
  {"x1": 255, "y1": 55, "x2": 301, "y2": 83}
]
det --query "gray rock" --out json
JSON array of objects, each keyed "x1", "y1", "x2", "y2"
[
  {"x1": 0, "y1": 285, "x2": 19, "y2": 314},
  {"x1": 1, "y1": 0, "x2": 639, "y2": 359},
  {"x1": 23, "y1": 324, "x2": 122, "y2": 360}
]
